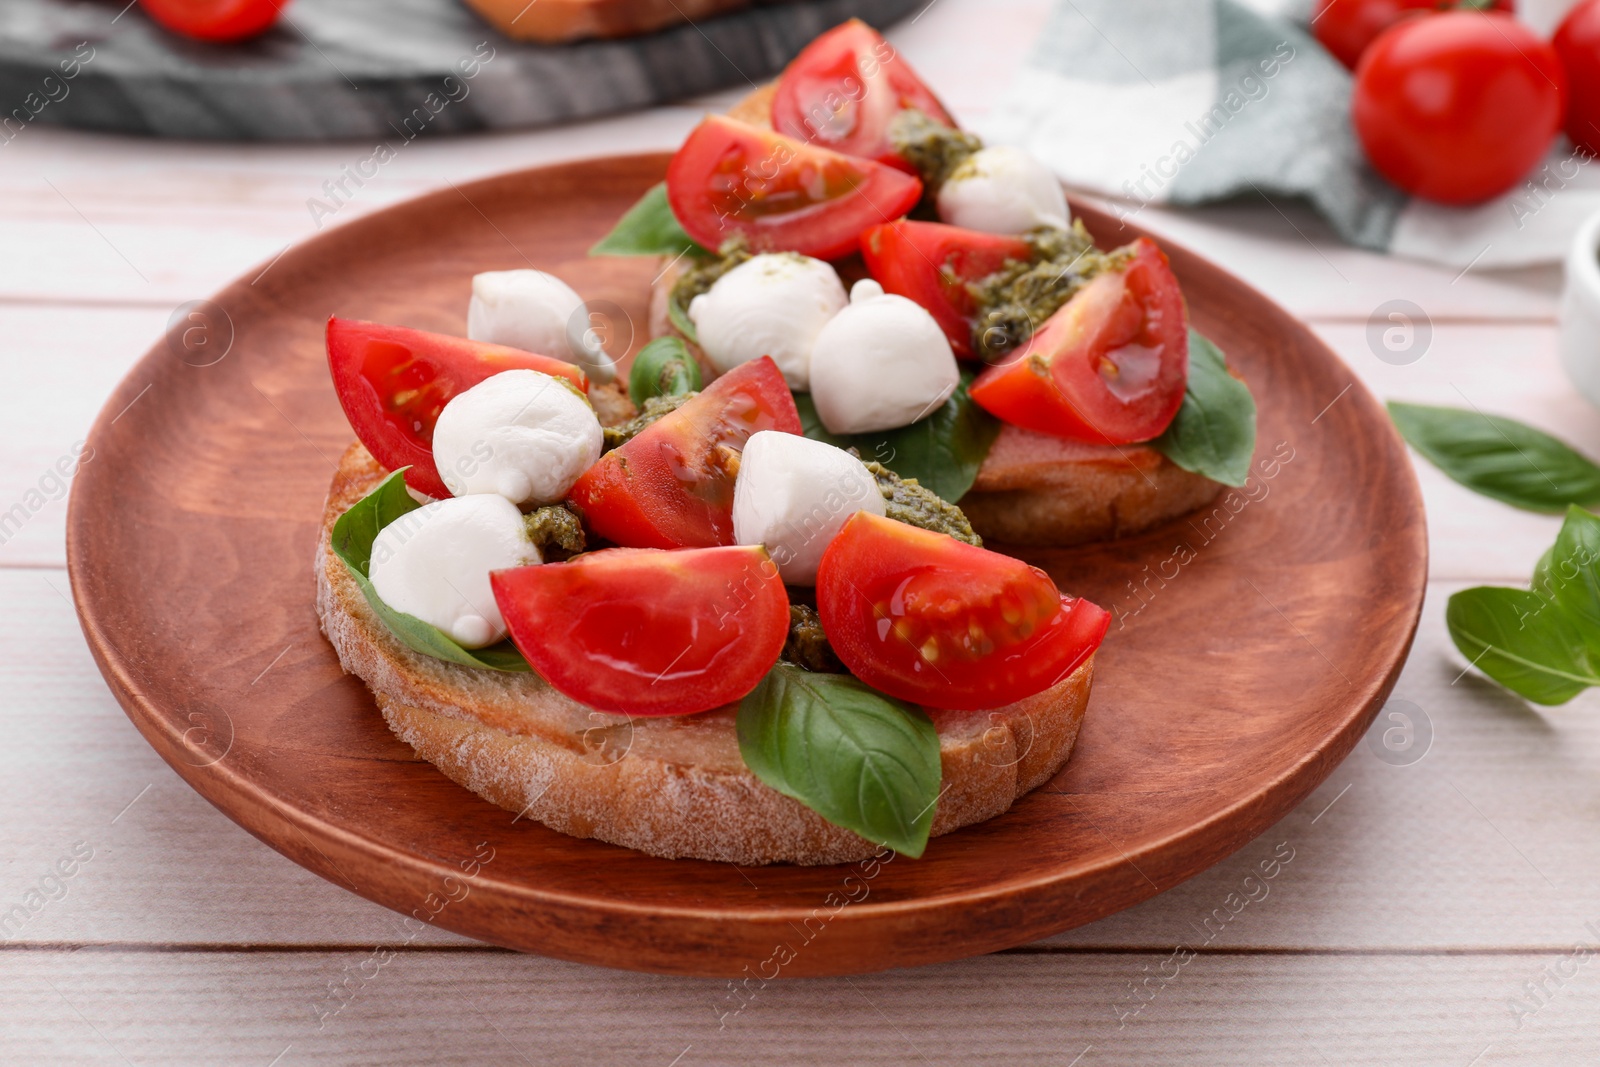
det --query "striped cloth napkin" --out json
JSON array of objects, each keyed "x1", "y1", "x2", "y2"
[{"x1": 980, "y1": 0, "x2": 1599, "y2": 269}]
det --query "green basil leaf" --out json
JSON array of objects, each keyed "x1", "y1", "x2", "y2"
[
  {"x1": 628, "y1": 335, "x2": 702, "y2": 406},
  {"x1": 1388, "y1": 402, "x2": 1600, "y2": 513},
  {"x1": 737, "y1": 663, "x2": 942, "y2": 858},
  {"x1": 1149, "y1": 330, "x2": 1257, "y2": 487},
  {"x1": 1537, "y1": 506, "x2": 1600, "y2": 657},
  {"x1": 793, "y1": 373, "x2": 1001, "y2": 503},
  {"x1": 330, "y1": 470, "x2": 530, "y2": 673},
  {"x1": 589, "y1": 182, "x2": 706, "y2": 259},
  {"x1": 1446, "y1": 585, "x2": 1600, "y2": 705}
]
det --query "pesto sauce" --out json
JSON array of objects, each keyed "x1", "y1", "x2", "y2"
[
  {"x1": 967, "y1": 221, "x2": 1132, "y2": 361},
  {"x1": 782, "y1": 604, "x2": 844, "y2": 674},
  {"x1": 524, "y1": 505, "x2": 586, "y2": 561},
  {"x1": 602, "y1": 392, "x2": 695, "y2": 451},
  {"x1": 864, "y1": 460, "x2": 981, "y2": 546},
  {"x1": 888, "y1": 108, "x2": 982, "y2": 193}
]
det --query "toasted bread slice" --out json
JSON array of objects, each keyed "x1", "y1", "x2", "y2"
[
  {"x1": 318, "y1": 443, "x2": 1094, "y2": 865},
  {"x1": 461, "y1": 0, "x2": 754, "y2": 43}
]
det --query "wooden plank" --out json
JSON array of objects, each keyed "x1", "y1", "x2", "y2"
[
  {"x1": 4, "y1": 565, "x2": 1598, "y2": 951},
  {"x1": 3, "y1": 948, "x2": 1598, "y2": 1065}
]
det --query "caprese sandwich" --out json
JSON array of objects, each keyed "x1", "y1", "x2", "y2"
[{"x1": 594, "y1": 19, "x2": 1258, "y2": 545}]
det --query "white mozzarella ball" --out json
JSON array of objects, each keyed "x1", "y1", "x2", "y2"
[
  {"x1": 432, "y1": 369, "x2": 603, "y2": 505},
  {"x1": 936, "y1": 146, "x2": 1070, "y2": 235},
  {"x1": 467, "y1": 269, "x2": 617, "y2": 384},
  {"x1": 686, "y1": 253, "x2": 847, "y2": 391},
  {"x1": 807, "y1": 280, "x2": 960, "y2": 435},
  {"x1": 732, "y1": 431, "x2": 885, "y2": 584},
  {"x1": 368, "y1": 494, "x2": 539, "y2": 649}
]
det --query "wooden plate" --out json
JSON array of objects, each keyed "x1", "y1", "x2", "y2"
[{"x1": 67, "y1": 154, "x2": 1427, "y2": 978}]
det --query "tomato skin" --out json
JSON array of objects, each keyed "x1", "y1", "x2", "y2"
[
  {"x1": 139, "y1": 0, "x2": 289, "y2": 42},
  {"x1": 1311, "y1": 0, "x2": 1514, "y2": 71},
  {"x1": 1556, "y1": 0, "x2": 1600, "y2": 157},
  {"x1": 861, "y1": 221, "x2": 1032, "y2": 359},
  {"x1": 816, "y1": 513, "x2": 1108, "y2": 711},
  {"x1": 568, "y1": 356, "x2": 802, "y2": 549},
  {"x1": 492, "y1": 546, "x2": 789, "y2": 717},
  {"x1": 969, "y1": 238, "x2": 1187, "y2": 444},
  {"x1": 1352, "y1": 12, "x2": 1566, "y2": 205},
  {"x1": 665, "y1": 115, "x2": 923, "y2": 261},
  {"x1": 326, "y1": 317, "x2": 589, "y2": 500},
  {"x1": 771, "y1": 19, "x2": 956, "y2": 168}
]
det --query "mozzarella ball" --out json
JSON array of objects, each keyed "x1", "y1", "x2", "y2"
[
  {"x1": 467, "y1": 269, "x2": 617, "y2": 384},
  {"x1": 732, "y1": 431, "x2": 886, "y2": 584},
  {"x1": 808, "y1": 279, "x2": 961, "y2": 435},
  {"x1": 368, "y1": 494, "x2": 539, "y2": 649},
  {"x1": 687, "y1": 253, "x2": 847, "y2": 391},
  {"x1": 936, "y1": 146, "x2": 1070, "y2": 235},
  {"x1": 432, "y1": 369, "x2": 603, "y2": 505}
]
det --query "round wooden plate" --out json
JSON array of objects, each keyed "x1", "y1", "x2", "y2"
[{"x1": 67, "y1": 154, "x2": 1427, "y2": 978}]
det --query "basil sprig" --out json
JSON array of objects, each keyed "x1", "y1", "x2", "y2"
[
  {"x1": 628, "y1": 335, "x2": 702, "y2": 405},
  {"x1": 589, "y1": 182, "x2": 707, "y2": 259},
  {"x1": 794, "y1": 372, "x2": 1002, "y2": 503},
  {"x1": 1447, "y1": 506, "x2": 1600, "y2": 705},
  {"x1": 737, "y1": 663, "x2": 943, "y2": 858},
  {"x1": 1389, "y1": 402, "x2": 1600, "y2": 512},
  {"x1": 330, "y1": 470, "x2": 530, "y2": 673},
  {"x1": 1149, "y1": 330, "x2": 1257, "y2": 487}
]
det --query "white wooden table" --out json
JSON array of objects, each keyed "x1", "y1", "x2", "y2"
[{"x1": 5, "y1": 2, "x2": 1598, "y2": 1063}]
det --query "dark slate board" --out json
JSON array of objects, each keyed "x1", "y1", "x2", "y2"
[{"x1": 0, "y1": 0, "x2": 923, "y2": 140}]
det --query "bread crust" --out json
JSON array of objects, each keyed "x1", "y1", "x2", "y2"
[
  {"x1": 461, "y1": 0, "x2": 753, "y2": 43},
  {"x1": 318, "y1": 443, "x2": 1093, "y2": 866}
]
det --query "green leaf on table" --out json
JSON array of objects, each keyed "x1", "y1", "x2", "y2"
[
  {"x1": 1446, "y1": 586, "x2": 1599, "y2": 706},
  {"x1": 330, "y1": 470, "x2": 530, "y2": 673},
  {"x1": 1388, "y1": 401, "x2": 1600, "y2": 513},
  {"x1": 589, "y1": 182, "x2": 707, "y2": 259},
  {"x1": 1149, "y1": 330, "x2": 1257, "y2": 487},
  {"x1": 737, "y1": 663, "x2": 943, "y2": 858},
  {"x1": 793, "y1": 373, "x2": 1002, "y2": 503}
]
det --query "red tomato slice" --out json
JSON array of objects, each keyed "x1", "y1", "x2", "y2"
[
  {"x1": 665, "y1": 115, "x2": 923, "y2": 261},
  {"x1": 568, "y1": 356, "x2": 801, "y2": 549},
  {"x1": 816, "y1": 513, "x2": 1108, "y2": 711},
  {"x1": 771, "y1": 19, "x2": 957, "y2": 168},
  {"x1": 969, "y1": 238, "x2": 1187, "y2": 444},
  {"x1": 326, "y1": 317, "x2": 589, "y2": 500},
  {"x1": 493, "y1": 546, "x2": 789, "y2": 717},
  {"x1": 139, "y1": 0, "x2": 288, "y2": 42},
  {"x1": 861, "y1": 220, "x2": 1032, "y2": 358}
]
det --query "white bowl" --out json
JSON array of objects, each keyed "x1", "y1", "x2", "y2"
[{"x1": 1561, "y1": 209, "x2": 1600, "y2": 411}]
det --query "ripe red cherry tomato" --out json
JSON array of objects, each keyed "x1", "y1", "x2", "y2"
[
  {"x1": 816, "y1": 513, "x2": 1109, "y2": 711},
  {"x1": 665, "y1": 115, "x2": 923, "y2": 260},
  {"x1": 325, "y1": 317, "x2": 588, "y2": 500},
  {"x1": 861, "y1": 221, "x2": 1032, "y2": 358},
  {"x1": 771, "y1": 18, "x2": 956, "y2": 168},
  {"x1": 1556, "y1": 0, "x2": 1600, "y2": 157},
  {"x1": 969, "y1": 238, "x2": 1187, "y2": 444},
  {"x1": 1352, "y1": 11, "x2": 1566, "y2": 205},
  {"x1": 1311, "y1": 0, "x2": 1514, "y2": 71},
  {"x1": 139, "y1": 0, "x2": 289, "y2": 42},
  {"x1": 493, "y1": 546, "x2": 789, "y2": 717}
]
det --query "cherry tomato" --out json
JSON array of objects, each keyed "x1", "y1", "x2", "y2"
[
  {"x1": 816, "y1": 513, "x2": 1108, "y2": 711},
  {"x1": 1311, "y1": 0, "x2": 1514, "y2": 71},
  {"x1": 665, "y1": 115, "x2": 923, "y2": 261},
  {"x1": 861, "y1": 221, "x2": 1032, "y2": 358},
  {"x1": 1556, "y1": 0, "x2": 1600, "y2": 157},
  {"x1": 326, "y1": 317, "x2": 588, "y2": 500},
  {"x1": 568, "y1": 357, "x2": 801, "y2": 549},
  {"x1": 139, "y1": 0, "x2": 289, "y2": 42},
  {"x1": 493, "y1": 546, "x2": 789, "y2": 717},
  {"x1": 1352, "y1": 12, "x2": 1566, "y2": 205},
  {"x1": 771, "y1": 19, "x2": 956, "y2": 168},
  {"x1": 968, "y1": 238, "x2": 1187, "y2": 444}
]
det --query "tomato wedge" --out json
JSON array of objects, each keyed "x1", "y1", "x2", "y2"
[
  {"x1": 969, "y1": 238, "x2": 1187, "y2": 444},
  {"x1": 568, "y1": 356, "x2": 801, "y2": 549},
  {"x1": 326, "y1": 317, "x2": 589, "y2": 500},
  {"x1": 493, "y1": 546, "x2": 789, "y2": 717},
  {"x1": 665, "y1": 115, "x2": 923, "y2": 261},
  {"x1": 817, "y1": 513, "x2": 1108, "y2": 711},
  {"x1": 861, "y1": 220, "x2": 1032, "y2": 358},
  {"x1": 139, "y1": 0, "x2": 288, "y2": 42},
  {"x1": 771, "y1": 19, "x2": 956, "y2": 167}
]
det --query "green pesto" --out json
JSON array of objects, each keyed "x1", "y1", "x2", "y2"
[
  {"x1": 864, "y1": 460, "x2": 981, "y2": 546},
  {"x1": 888, "y1": 108, "x2": 982, "y2": 192},
  {"x1": 523, "y1": 505, "x2": 586, "y2": 561},
  {"x1": 967, "y1": 221, "x2": 1132, "y2": 362},
  {"x1": 667, "y1": 238, "x2": 753, "y2": 340},
  {"x1": 602, "y1": 392, "x2": 695, "y2": 451},
  {"x1": 782, "y1": 604, "x2": 844, "y2": 674}
]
